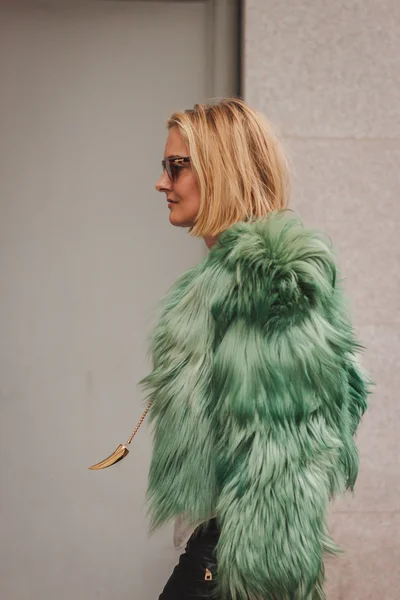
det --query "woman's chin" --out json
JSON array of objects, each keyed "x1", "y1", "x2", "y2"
[{"x1": 169, "y1": 211, "x2": 194, "y2": 229}]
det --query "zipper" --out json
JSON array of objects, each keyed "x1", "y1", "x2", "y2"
[{"x1": 205, "y1": 568, "x2": 213, "y2": 581}]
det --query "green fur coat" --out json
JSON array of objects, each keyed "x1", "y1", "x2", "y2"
[{"x1": 141, "y1": 211, "x2": 369, "y2": 600}]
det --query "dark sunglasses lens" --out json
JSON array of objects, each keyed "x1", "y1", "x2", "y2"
[
  {"x1": 170, "y1": 164, "x2": 180, "y2": 181},
  {"x1": 162, "y1": 159, "x2": 174, "y2": 181}
]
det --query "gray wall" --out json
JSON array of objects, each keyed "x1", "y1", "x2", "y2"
[
  {"x1": 0, "y1": 2, "x2": 215, "y2": 599},
  {"x1": 245, "y1": 1, "x2": 400, "y2": 598}
]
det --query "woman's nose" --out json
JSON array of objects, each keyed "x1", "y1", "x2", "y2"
[{"x1": 155, "y1": 171, "x2": 172, "y2": 192}]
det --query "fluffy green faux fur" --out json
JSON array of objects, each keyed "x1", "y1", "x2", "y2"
[{"x1": 141, "y1": 211, "x2": 369, "y2": 600}]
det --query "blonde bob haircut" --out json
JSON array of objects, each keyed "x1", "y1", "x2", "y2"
[{"x1": 167, "y1": 97, "x2": 290, "y2": 237}]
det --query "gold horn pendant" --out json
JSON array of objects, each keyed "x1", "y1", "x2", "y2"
[
  {"x1": 89, "y1": 444, "x2": 129, "y2": 470},
  {"x1": 89, "y1": 400, "x2": 152, "y2": 471}
]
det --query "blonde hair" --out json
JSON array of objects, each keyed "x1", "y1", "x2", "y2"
[{"x1": 167, "y1": 97, "x2": 290, "y2": 237}]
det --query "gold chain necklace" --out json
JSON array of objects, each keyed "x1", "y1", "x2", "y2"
[{"x1": 89, "y1": 400, "x2": 152, "y2": 470}]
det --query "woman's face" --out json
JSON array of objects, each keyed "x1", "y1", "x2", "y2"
[{"x1": 155, "y1": 127, "x2": 201, "y2": 229}]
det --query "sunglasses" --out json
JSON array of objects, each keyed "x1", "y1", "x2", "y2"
[{"x1": 161, "y1": 156, "x2": 191, "y2": 182}]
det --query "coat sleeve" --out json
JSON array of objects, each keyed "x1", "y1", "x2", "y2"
[{"x1": 210, "y1": 219, "x2": 370, "y2": 600}]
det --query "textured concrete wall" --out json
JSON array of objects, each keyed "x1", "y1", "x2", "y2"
[{"x1": 244, "y1": 1, "x2": 400, "y2": 598}]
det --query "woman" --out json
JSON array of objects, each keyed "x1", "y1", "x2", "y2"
[{"x1": 142, "y1": 98, "x2": 369, "y2": 600}]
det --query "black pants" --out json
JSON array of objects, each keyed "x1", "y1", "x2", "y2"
[{"x1": 158, "y1": 518, "x2": 220, "y2": 599}]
